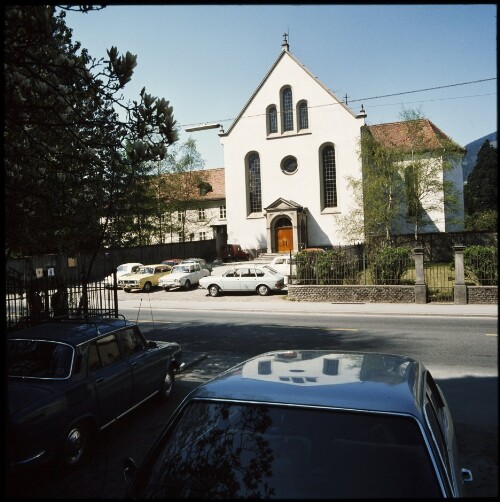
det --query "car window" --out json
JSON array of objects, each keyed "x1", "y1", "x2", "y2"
[
  {"x1": 138, "y1": 402, "x2": 442, "y2": 499},
  {"x1": 225, "y1": 269, "x2": 238, "y2": 277},
  {"x1": 92, "y1": 334, "x2": 122, "y2": 368},
  {"x1": 239, "y1": 268, "x2": 256, "y2": 277},
  {"x1": 132, "y1": 265, "x2": 141, "y2": 273},
  {"x1": 7, "y1": 339, "x2": 73, "y2": 379},
  {"x1": 118, "y1": 327, "x2": 145, "y2": 358},
  {"x1": 256, "y1": 269, "x2": 265, "y2": 277}
]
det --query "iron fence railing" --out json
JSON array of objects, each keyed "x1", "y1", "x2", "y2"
[
  {"x1": 6, "y1": 276, "x2": 118, "y2": 332},
  {"x1": 292, "y1": 253, "x2": 416, "y2": 286}
]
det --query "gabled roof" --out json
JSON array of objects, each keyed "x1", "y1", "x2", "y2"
[
  {"x1": 220, "y1": 48, "x2": 356, "y2": 137},
  {"x1": 164, "y1": 167, "x2": 225, "y2": 201},
  {"x1": 366, "y1": 119, "x2": 465, "y2": 154},
  {"x1": 265, "y1": 198, "x2": 304, "y2": 211}
]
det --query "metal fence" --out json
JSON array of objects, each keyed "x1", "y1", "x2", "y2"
[
  {"x1": 292, "y1": 252, "x2": 415, "y2": 286},
  {"x1": 6, "y1": 275, "x2": 118, "y2": 333}
]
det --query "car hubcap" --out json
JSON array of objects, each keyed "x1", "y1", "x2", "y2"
[{"x1": 64, "y1": 426, "x2": 85, "y2": 465}]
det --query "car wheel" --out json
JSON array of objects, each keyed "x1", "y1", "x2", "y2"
[
  {"x1": 124, "y1": 288, "x2": 131, "y2": 293},
  {"x1": 59, "y1": 421, "x2": 90, "y2": 469},
  {"x1": 257, "y1": 284, "x2": 270, "y2": 296},
  {"x1": 208, "y1": 284, "x2": 220, "y2": 297},
  {"x1": 158, "y1": 368, "x2": 175, "y2": 402},
  {"x1": 163, "y1": 287, "x2": 170, "y2": 292},
  {"x1": 142, "y1": 282, "x2": 152, "y2": 293},
  {"x1": 184, "y1": 280, "x2": 191, "y2": 291}
]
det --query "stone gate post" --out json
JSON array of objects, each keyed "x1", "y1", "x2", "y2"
[
  {"x1": 413, "y1": 247, "x2": 427, "y2": 304},
  {"x1": 453, "y1": 245, "x2": 467, "y2": 304}
]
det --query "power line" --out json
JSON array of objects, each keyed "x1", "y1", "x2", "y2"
[{"x1": 180, "y1": 77, "x2": 497, "y2": 128}]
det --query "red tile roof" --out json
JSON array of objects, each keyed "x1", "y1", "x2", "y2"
[
  {"x1": 366, "y1": 119, "x2": 465, "y2": 153},
  {"x1": 163, "y1": 167, "x2": 226, "y2": 200}
]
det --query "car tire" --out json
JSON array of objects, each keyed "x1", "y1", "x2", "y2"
[
  {"x1": 163, "y1": 287, "x2": 170, "y2": 292},
  {"x1": 142, "y1": 282, "x2": 152, "y2": 293},
  {"x1": 158, "y1": 367, "x2": 175, "y2": 402},
  {"x1": 184, "y1": 280, "x2": 191, "y2": 291},
  {"x1": 58, "y1": 421, "x2": 91, "y2": 469},
  {"x1": 257, "y1": 284, "x2": 270, "y2": 296},
  {"x1": 124, "y1": 288, "x2": 131, "y2": 293},
  {"x1": 208, "y1": 285, "x2": 220, "y2": 297}
]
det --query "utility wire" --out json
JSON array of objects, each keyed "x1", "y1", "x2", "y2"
[{"x1": 181, "y1": 77, "x2": 496, "y2": 128}]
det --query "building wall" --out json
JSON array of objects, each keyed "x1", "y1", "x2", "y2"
[{"x1": 220, "y1": 52, "x2": 365, "y2": 252}]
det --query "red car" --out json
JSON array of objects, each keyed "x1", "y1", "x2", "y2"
[{"x1": 220, "y1": 244, "x2": 250, "y2": 262}]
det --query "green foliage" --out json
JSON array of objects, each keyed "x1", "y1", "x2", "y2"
[
  {"x1": 463, "y1": 246, "x2": 498, "y2": 286},
  {"x1": 464, "y1": 140, "x2": 498, "y2": 215},
  {"x1": 369, "y1": 247, "x2": 413, "y2": 285},
  {"x1": 4, "y1": 6, "x2": 178, "y2": 260},
  {"x1": 315, "y1": 250, "x2": 360, "y2": 285},
  {"x1": 464, "y1": 209, "x2": 498, "y2": 231}
]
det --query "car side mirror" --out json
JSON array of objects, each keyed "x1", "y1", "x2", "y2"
[
  {"x1": 123, "y1": 457, "x2": 137, "y2": 485},
  {"x1": 461, "y1": 468, "x2": 473, "y2": 483},
  {"x1": 148, "y1": 341, "x2": 157, "y2": 349}
]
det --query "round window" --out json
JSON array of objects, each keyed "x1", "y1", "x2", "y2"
[{"x1": 281, "y1": 156, "x2": 298, "y2": 175}]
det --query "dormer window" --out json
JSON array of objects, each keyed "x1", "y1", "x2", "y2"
[{"x1": 198, "y1": 182, "x2": 212, "y2": 196}]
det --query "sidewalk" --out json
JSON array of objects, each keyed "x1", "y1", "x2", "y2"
[{"x1": 119, "y1": 288, "x2": 497, "y2": 318}]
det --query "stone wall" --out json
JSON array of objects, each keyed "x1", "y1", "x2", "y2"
[
  {"x1": 287, "y1": 284, "x2": 497, "y2": 304},
  {"x1": 287, "y1": 285, "x2": 415, "y2": 303},
  {"x1": 466, "y1": 286, "x2": 498, "y2": 304}
]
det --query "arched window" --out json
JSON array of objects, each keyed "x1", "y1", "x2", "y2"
[
  {"x1": 267, "y1": 106, "x2": 278, "y2": 134},
  {"x1": 322, "y1": 145, "x2": 337, "y2": 208},
  {"x1": 281, "y1": 87, "x2": 293, "y2": 132},
  {"x1": 248, "y1": 153, "x2": 262, "y2": 213},
  {"x1": 298, "y1": 100, "x2": 309, "y2": 130}
]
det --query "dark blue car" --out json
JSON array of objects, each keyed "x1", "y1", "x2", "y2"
[
  {"x1": 7, "y1": 316, "x2": 183, "y2": 469},
  {"x1": 124, "y1": 350, "x2": 473, "y2": 498}
]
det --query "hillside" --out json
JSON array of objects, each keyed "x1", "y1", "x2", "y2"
[{"x1": 462, "y1": 131, "x2": 498, "y2": 182}]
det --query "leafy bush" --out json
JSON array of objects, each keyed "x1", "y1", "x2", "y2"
[
  {"x1": 464, "y1": 245, "x2": 498, "y2": 285},
  {"x1": 369, "y1": 247, "x2": 412, "y2": 285}
]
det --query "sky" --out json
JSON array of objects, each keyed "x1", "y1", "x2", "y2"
[{"x1": 62, "y1": 4, "x2": 497, "y2": 169}]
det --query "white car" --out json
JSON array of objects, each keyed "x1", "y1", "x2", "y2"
[
  {"x1": 103, "y1": 262, "x2": 143, "y2": 289},
  {"x1": 269, "y1": 255, "x2": 296, "y2": 284},
  {"x1": 158, "y1": 262, "x2": 210, "y2": 291},
  {"x1": 199, "y1": 265, "x2": 285, "y2": 297}
]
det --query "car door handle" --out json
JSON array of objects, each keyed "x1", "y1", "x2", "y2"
[{"x1": 95, "y1": 377, "x2": 104, "y2": 383}]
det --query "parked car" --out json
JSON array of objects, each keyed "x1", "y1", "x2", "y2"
[
  {"x1": 123, "y1": 350, "x2": 472, "y2": 499},
  {"x1": 158, "y1": 262, "x2": 210, "y2": 291},
  {"x1": 7, "y1": 316, "x2": 183, "y2": 470},
  {"x1": 269, "y1": 255, "x2": 296, "y2": 284},
  {"x1": 103, "y1": 263, "x2": 143, "y2": 289},
  {"x1": 118, "y1": 264, "x2": 171, "y2": 293},
  {"x1": 199, "y1": 265, "x2": 285, "y2": 297},
  {"x1": 220, "y1": 244, "x2": 250, "y2": 262},
  {"x1": 161, "y1": 259, "x2": 183, "y2": 269},
  {"x1": 182, "y1": 258, "x2": 211, "y2": 271}
]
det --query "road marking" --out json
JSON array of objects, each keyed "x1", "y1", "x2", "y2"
[{"x1": 486, "y1": 333, "x2": 497, "y2": 336}]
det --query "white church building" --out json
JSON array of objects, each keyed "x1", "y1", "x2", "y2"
[{"x1": 205, "y1": 35, "x2": 465, "y2": 256}]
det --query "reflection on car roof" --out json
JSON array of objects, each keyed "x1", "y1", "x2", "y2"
[{"x1": 188, "y1": 350, "x2": 424, "y2": 418}]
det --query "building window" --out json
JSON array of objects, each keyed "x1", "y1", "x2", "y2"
[
  {"x1": 219, "y1": 205, "x2": 226, "y2": 219},
  {"x1": 281, "y1": 87, "x2": 293, "y2": 132},
  {"x1": 281, "y1": 155, "x2": 298, "y2": 175},
  {"x1": 268, "y1": 105, "x2": 278, "y2": 134},
  {"x1": 177, "y1": 210, "x2": 185, "y2": 222},
  {"x1": 248, "y1": 153, "x2": 262, "y2": 213},
  {"x1": 189, "y1": 233, "x2": 194, "y2": 241},
  {"x1": 298, "y1": 100, "x2": 309, "y2": 130},
  {"x1": 322, "y1": 145, "x2": 337, "y2": 208},
  {"x1": 199, "y1": 232, "x2": 206, "y2": 240},
  {"x1": 178, "y1": 232, "x2": 184, "y2": 242},
  {"x1": 198, "y1": 208, "x2": 206, "y2": 221}
]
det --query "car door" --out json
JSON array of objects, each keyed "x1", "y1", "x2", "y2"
[
  {"x1": 239, "y1": 267, "x2": 258, "y2": 290},
  {"x1": 220, "y1": 268, "x2": 242, "y2": 291},
  {"x1": 88, "y1": 333, "x2": 134, "y2": 427},
  {"x1": 117, "y1": 327, "x2": 163, "y2": 406}
]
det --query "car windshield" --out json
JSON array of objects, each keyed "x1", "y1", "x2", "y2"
[
  {"x1": 139, "y1": 267, "x2": 154, "y2": 274},
  {"x1": 173, "y1": 266, "x2": 190, "y2": 273},
  {"x1": 7, "y1": 339, "x2": 73, "y2": 379},
  {"x1": 117, "y1": 265, "x2": 128, "y2": 272},
  {"x1": 135, "y1": 401, "x2": 442, "y2": 499}
]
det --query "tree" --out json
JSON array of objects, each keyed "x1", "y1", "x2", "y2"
[
  {"x1": 463, "y1": 140, "x2": 497, "y2": 231},
  {"x1": 399, "y1": 109, "x2": 462, "y2": 241},
  {"x1": 4, "y1": 6, "x2": 178, "y2": 269},
  {"x1": 340, "y1": 109, "x2": 463, "y2": 246}
]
